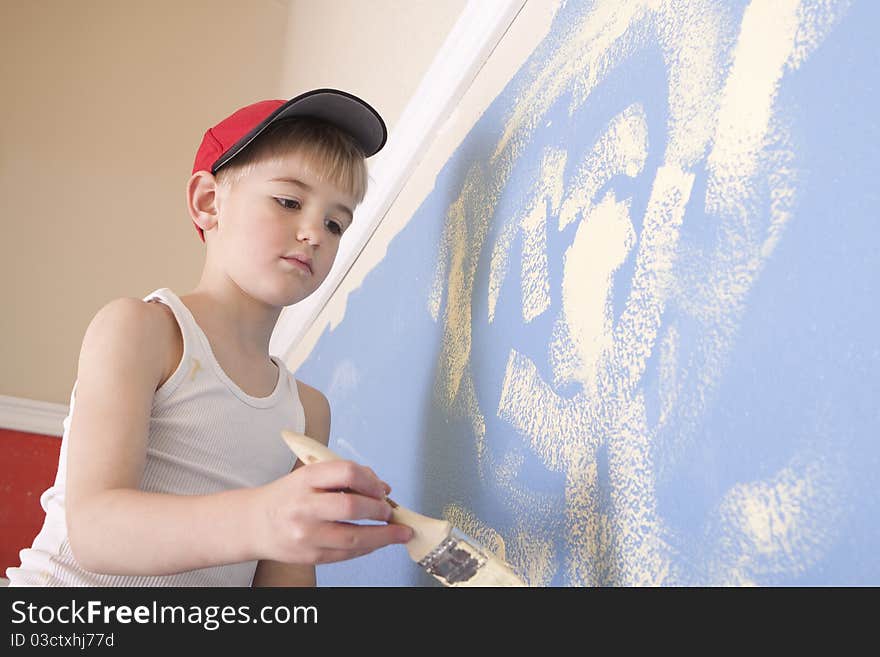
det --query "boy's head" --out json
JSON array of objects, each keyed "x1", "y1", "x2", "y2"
[{"x1": 190, "y1": 89, "x2": 387, "y2": 241}]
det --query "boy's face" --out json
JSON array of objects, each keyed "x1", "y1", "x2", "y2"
[{"x1": 208, "y1": 151, "x2": 357, "y2": 308}]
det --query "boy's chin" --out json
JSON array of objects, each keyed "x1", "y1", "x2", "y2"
[
  {"x1": 235, "y1": 275, "x2": 320, "y2": 309},
  {"x1": 266, "y1": 285, "x2": 317, "y2": 308},
  {"x1": 280, "y1": 291, "x2": 314, "y2": 307}
]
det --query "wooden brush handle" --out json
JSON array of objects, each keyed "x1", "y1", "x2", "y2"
[{"x1": 280, "y1": 430, "x2": 452, "y2": 563}]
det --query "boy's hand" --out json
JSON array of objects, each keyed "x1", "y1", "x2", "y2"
[{"x1": 256, "y1": 460, "x2": 414, "y2": 565}]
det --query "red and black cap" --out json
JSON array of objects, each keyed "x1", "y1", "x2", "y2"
[{"x1": 192, "y1": 88, "x2": 387, "y2": 176}]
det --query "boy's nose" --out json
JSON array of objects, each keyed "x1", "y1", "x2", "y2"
[{"x1": 295, "y1": 215, "x2": 323, "y2": 244}]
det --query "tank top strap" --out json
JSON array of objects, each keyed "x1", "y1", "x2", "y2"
[
  {"x1": 143, "y1": 287, "x2": 207, "y2": 359},
  {"x1": 142, "y1": 288, "x2": 214, "y2": 404}
]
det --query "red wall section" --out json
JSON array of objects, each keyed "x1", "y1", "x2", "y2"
[{"x1": 0, "y1": 429, "x2": 61, "y2": 574}]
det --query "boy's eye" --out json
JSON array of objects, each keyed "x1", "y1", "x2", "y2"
[
  {"x1": 275, "y1": 197, "x2": 301, "y2": 210},
  {"x1": 324, "y1": 218, "x2": 344, "y2": 236}
]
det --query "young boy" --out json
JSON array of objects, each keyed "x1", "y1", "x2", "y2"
[{"x1": 6, "y1": 88, "x2": 413, "y2": 586}]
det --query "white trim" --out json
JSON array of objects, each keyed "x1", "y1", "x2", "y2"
[
  {"x1": 0, "y1": 395, "x2": 67, "y2": 437},
  {"x1": 269, "y1": 0, "x2": 526, "y2": 362}
]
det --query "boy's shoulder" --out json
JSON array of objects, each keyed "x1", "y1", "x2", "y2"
[
  {"x1": 85, "y1": 297, "x2": 161, "y2": 336},
  {"x1": 89, "y1": 296, "x2": 179, "y2": 341},
  {"x1": 84, "y1": 296, "x2": 182, "y2": 385}
]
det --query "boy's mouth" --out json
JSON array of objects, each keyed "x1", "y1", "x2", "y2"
[{"x1": 281, "y1": 253, "x2": 313, "y2": 275}]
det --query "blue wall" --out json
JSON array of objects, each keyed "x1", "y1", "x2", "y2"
[{"x1": 299, "y1": 0, "x2": 879, "y2": 586}]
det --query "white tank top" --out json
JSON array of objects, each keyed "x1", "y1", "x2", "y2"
[{"x1": 6, "y1": 288, "x2": 302, "y2": 586}]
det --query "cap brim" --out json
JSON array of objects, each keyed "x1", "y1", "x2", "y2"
[{"x1": 211, "y1": 88, "x2": 387, "y2": 172}]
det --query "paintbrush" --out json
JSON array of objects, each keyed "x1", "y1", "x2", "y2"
[{"x1": 281, "y1": 430, "x2": 526, "y2": 587}]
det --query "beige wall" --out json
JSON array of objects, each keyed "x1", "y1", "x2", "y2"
[
  {"x1": 282, "y1": 0, "x2": 467, "y2": 130},
  {"x1": 0, "y1": 0, "x2": 465, "y2": 404}
]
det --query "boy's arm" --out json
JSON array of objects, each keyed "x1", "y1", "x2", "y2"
[
  {"x1": 65, "y1": 298, "x2": 263, "y2": 574},
  {"x1": 252, "y1": 382, "x2": 332, "y2": 587},
  {"x1": 66, "y1": 298, "x2": 408, "y2": 577}
]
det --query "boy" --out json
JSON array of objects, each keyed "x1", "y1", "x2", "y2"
[{"x1": 7, "y1": 89, "x2": 413, "y2": 586}]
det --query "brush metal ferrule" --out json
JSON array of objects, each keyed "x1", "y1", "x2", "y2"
[{"x1": 417, "y1": 530, "x2": 488, "y2": 586}]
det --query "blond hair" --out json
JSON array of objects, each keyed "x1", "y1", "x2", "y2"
[{"x1": 214, "y1": 117, "x2": 369, "y2": 204}]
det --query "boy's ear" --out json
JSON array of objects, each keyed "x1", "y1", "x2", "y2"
[{"x1": 187, "y1": 171, "x2": 220, "y2": 235}]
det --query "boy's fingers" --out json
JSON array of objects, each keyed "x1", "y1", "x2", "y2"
[
  {"x1": 311, "y1": 548, "x2": 367, "y2": 565},
  {"x1": 364, "y1": 467, "x2": 392, "y2": 494},
  {"x1": 314, "y1": 522, "x2": 413, "y2": 558},
  {"x1": 302, "y1": 460, "x2": 387, "y2": 499},
  {"x1": 314, "y1": 489, "x2": 394, "y2": 523}
]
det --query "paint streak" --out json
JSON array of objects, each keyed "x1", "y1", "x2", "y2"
[
  {"x1": 656, "y1": 324, "x2": 679, "y2": 430},
  {"x1": 520, "y1": 148, "x2": 566, "y2": 323},
  {"x1": 704, "y1": 448, "x2": 845, "y2": 585},
  {"x1": 705, "y1": 0, "x2": 801, "y2": 218},
  {"x1": 488, "y1": 146, "x2": 566, "y2": 324},
  {"x1": 558, "y1": 103, "x2": 648, "y2": 230},
  {"x1": 554, "y1": 191, "x2": 636, "y2": 393},
  {"x1": 443, "y1": 503, "x2": 507, "y2": 561},
  {"x1": 327, "y1": 359, "x2": 360, "y2": 397},
  {"x1": 492, "y1": 1, "x2": 655, "y2": 162}
]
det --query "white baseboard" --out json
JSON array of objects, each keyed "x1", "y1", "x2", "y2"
[{"x1": 0, "y1": 395, "x2": 67, "y2": 437}]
